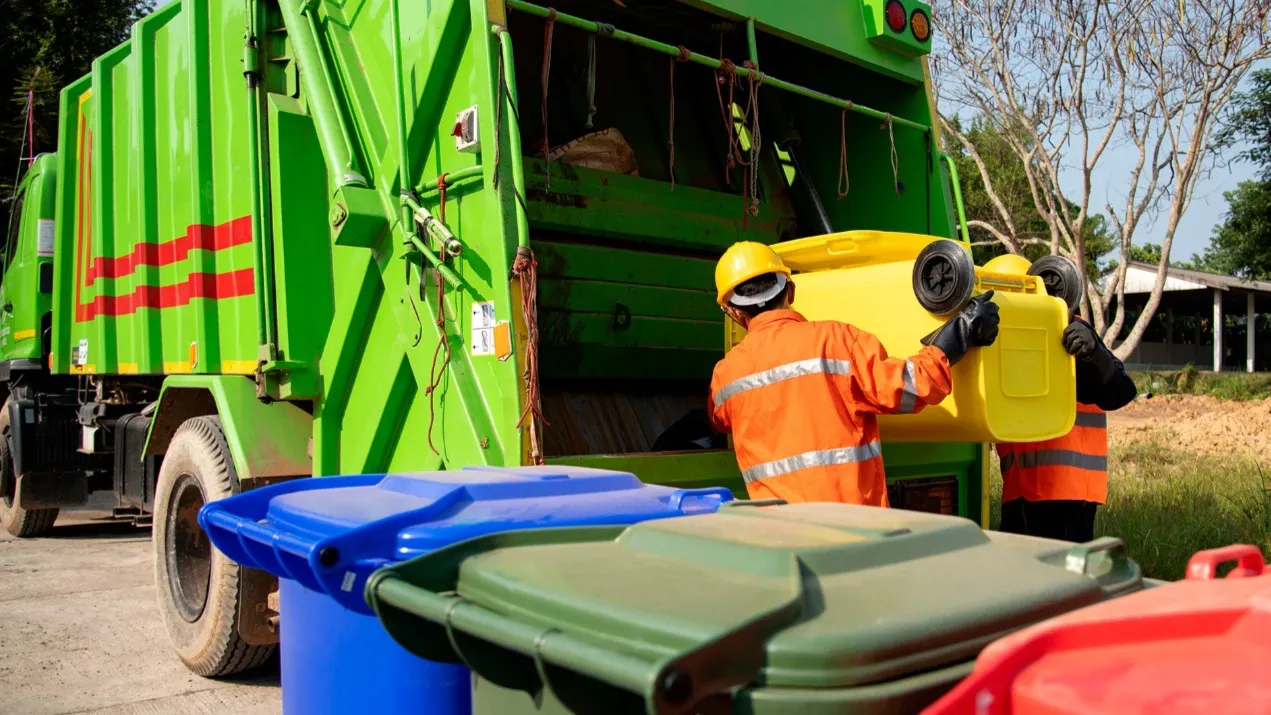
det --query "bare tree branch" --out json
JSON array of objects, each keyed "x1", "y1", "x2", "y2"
[{"x1": 933, "y1": 0, "x2": 1271, "y2": 357}]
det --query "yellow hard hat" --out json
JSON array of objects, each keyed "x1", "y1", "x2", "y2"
[
  {"x1": 715, "y1": 242, "x2": 793, "y2": 306},
  {"x1": 983, "y1": 253, "x2": 1032, "y2": 276}
]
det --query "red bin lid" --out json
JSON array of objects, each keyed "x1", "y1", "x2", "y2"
[{"x1": 924, "y1": 545, "x2": 1271, "y2": 715}]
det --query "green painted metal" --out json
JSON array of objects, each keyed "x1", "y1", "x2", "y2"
[
  {"x1": 366, "y1": 507, "x2": 1142, "y2": 715},
  {"x1": 939, "y1": 151, "x2": 971, "y2": 244},
  {"x1": 9, "y1": 0, "x2": 987, "y2": 525},
  {"x1": 0, "y1": 154, "x2": 58, "y2": 363},
  {"x1": 507, "y1": 0, "x2": 931, "y2": 133},
  {"x1": 146, "y1": 375, "x2": 312, "y2": 479}
]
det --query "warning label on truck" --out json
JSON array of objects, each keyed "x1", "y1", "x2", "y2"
[
  {"x1": 471, "y1": 302, "x2": 496, "y2": 356},
  {"x1": 37, "y1": 220, "x2": 54, "y2": 257}
]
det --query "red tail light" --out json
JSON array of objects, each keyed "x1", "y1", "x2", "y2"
[{"x1": 884, "y1": 0, "x2": 907, "y2": 33}]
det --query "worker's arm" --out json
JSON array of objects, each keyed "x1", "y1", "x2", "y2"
[
  {"x1": 707, "y1": 368, "x2": 732, "y2": 434},
  {"x1": 840, "y1": 325, "x2": 954, "y2": 415},
  {"x1": 1065, "y1": 320, "x2": 1138, "y2": 411}
]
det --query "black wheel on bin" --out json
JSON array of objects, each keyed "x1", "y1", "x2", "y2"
[
  {"x1": 0, "y1": 399, "x2": 59, "y2": 537},
  {"x1": 912, "y1": 240, "x2": 976, "y2": 314},
  {"x1": 153, "y1": 415, "x2": 275, "y2": 677},
  {"x1": 1029, "y1": 255, "x2": 1085, "y2": 313}
]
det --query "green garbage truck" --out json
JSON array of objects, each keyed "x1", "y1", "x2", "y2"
[{"x1": 0, "y1": 0, "x2": 985, "y2": 678}]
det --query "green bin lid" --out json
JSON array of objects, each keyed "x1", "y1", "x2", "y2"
[{"x1": 368, "y1": 503, "x2": 1141, "y2": 714}]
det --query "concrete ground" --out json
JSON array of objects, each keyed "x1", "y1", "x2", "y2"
[{"x1": 0, "y1": 493, "x2": 281, "y2": 715}]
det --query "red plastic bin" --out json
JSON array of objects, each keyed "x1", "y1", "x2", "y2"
[{"x1": 923, "y1": 545, "x2": 1271, "y2": 715}]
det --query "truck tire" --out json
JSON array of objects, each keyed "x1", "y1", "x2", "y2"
[
  {"x1": 153, "y1": 415, "x2": 274, "y2": 677},
  {"x1": 0, "y1": 399, "x2": 59, "y2": 537}
]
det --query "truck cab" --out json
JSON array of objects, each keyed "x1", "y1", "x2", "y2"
[{"x1": 0, "y1": 154, "x2": 57, "y2": 381}]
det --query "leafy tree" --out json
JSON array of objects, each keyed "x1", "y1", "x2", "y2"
[
  {"x1": 1, "y1": 0, "x2": 151, "y2": 201},
  {"x1": 1199, "y1": 181, "x2": 1271, "y2": 279},
  {"x1": 1200, "y1": 70, "x2": 1271, "y2": 280}
]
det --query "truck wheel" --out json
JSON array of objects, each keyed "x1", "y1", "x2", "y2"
[
  {"x1": 0, "y1": 399, "x2": 59, "y2": 537},
  {"x1": 153, "y1": 415, "x2": 275, "y2": 677}
]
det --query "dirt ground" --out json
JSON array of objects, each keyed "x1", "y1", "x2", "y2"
[
  {"x1": 1109, "y1": 394, "x2": 1271, "y2": 457},
  {"x1": 0, "y1": 492, "x2": 280, "y2": 715}
]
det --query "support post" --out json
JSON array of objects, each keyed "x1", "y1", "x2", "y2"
[
  {"x1": 1248, "y1": 293, "x2": 1256, "y2": 373},
  {"x1": 1214, "y1": 289, "x2": 1224, "y2": 373}
]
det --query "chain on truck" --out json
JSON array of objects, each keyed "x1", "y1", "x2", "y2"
[{"x1": 0, "y1": 0, "x2": 1083, "y2": 681}]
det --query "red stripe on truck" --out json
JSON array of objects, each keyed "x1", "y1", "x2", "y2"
[
  {"x1": 74, "y1": 267, "x2": 255, "y2": 321},
  {"x1": 82, "y1": 216, "x2": 253, "y2": 285}
]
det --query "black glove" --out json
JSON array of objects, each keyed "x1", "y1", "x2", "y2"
[
  {"x1": 923, "y1": 291, "x2": 1001, "y2": 366},
  {"x1": 1063, "y1": 319, "x2": 1118, "y2": 385}
]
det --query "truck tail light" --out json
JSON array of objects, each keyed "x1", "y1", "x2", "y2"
[
  {"x1": 887, "y1": 477, "x2": 958, "y2": 516},
  {"x1": 885, "y1": 0, "x2": 907, "y2": 32},
  {"x1": 910, "y1": 9, "x2": 931, "y2": 43}
]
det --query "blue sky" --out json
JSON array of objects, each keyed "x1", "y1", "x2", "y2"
[{"x1": 1081, "y1": 140, "x2": 1257, "y2": 262}]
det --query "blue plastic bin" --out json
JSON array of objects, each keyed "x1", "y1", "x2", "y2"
[{"x1": 198, "y1": 465, "x2": 733, "y2": 715}]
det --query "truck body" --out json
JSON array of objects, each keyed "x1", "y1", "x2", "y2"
[{"x1": 0, "y1": 0, "x2": 984, "y2": 676}]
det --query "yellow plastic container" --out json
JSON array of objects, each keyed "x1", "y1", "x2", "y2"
[{"x1": 724, "y1": 231, "x2": 1076, "y2": 443}]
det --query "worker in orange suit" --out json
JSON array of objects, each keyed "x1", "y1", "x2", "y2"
[
  {"x1": 994, "y1": 257, "x2": 1138, "y2": 542},
  {"x1": 708, "y1": 242, "x2": 1001, "y2": 505}
]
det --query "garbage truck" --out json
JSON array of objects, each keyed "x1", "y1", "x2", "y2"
[{"x1": 0, "y1": 0, "x2": 1079, "y2": 678}]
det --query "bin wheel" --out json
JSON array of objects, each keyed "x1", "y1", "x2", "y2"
[
  {"x1": 1029, "y1": 255, "x2": 1085, "y2": 313},
  {"x1": 154, "y1": 415, "x2": 275, "y2": 677},
  {"x1": 913, "y1": 240, "x2": 976, "y2": 314},
  {"x1": 0, "y1": 399, "x2": 59, "y2": 538}
]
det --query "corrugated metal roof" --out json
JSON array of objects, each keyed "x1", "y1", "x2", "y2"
[{"x1": 1118, "y1": 261, "x2": 1271, "y2": 295}]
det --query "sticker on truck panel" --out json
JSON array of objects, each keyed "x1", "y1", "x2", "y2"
[
  {"x1": 37, "y1": 220, "x2": 54, "y2": 258},
  {"x1": 75, "y1": 338, "x2": 88, "y2": 366},
  {"x1": 471, "y1": 302, "x2": 496, "y2": 356}
]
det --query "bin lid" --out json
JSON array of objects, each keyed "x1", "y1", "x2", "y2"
[
  {"x1": 368, "y1": 502, "x2": 1141, "y2": 712},
  {"x1": 924, "y1": 544, "x2": 1271, "y2": 715},
  {"x1": 199, "y1": 465, "x2": 732, "y2": 613}
]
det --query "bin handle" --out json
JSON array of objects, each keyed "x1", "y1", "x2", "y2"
[
  {"x1": 824, "y1": 238, "x2": 859, "y2": 255},
  {"x1": 1186, "y1": 545, "x2": 1269, "y2": 580},
  {"x1": 666, "y1": 488, "x2": 735, "y2": 512},
  {"x1": 1063, "y1": 537, "x2": 1127, "y2": 577}
]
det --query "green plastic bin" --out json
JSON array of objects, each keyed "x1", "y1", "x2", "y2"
[{"x1": 366, "y1": 503, "x2": 1142, "y2": 715}]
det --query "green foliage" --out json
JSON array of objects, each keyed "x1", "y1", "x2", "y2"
[
  {"x1": 1200, "y1": 69, "x2": 1271, "y2": 279},
  {"x1": 1, "y1": 0, "x2": 151, "y2": 199},
  {"x1": 1196, "y1": 181, "x2": 1271, "y2": 280},
  {"x1": 1131, "y1": 368, "x2": 1271, "y2": 401},
  {"x1": 1217, "y1": 68, "x2": 1271, "y2": 178},
  {"x1": 945, "y1": 115, "x2": 1115, "y2": 275}
]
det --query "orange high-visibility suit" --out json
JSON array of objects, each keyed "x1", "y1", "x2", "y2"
[
  {"x1": 708, "y1": 309, "x2": 952, "y2": 505},
  {"x1": 997, "y1": 403, "x2": 1110, "y2": 505}
]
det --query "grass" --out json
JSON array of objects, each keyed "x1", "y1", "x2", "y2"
[
  {"x1": 1131, "y1": 366, "x2": 1271, "y2": 401},
  {"x1": 989, "y1": 441, "x2": 1271, "y2": 581}
]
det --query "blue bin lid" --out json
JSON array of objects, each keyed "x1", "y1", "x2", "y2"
[{"x1": 199, "y1": 465, "x2": 732, "y2": 613}]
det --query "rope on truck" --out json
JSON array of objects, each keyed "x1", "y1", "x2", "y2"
[
  {"x1": 884, "y1": 114, "x2": 900, "y2": 196},
  {"x1": 838, "y1": 105, "x2": 853, "y2": 198},
  {"x1": 540, "y1": 8, "x2": 558, "y2": 189},
  {"x1": 424, "y1": 174, "x2": 453, "y2": 456},
  {"x1": 512, "y1": 245, "x2": 548, "y2": 464}
]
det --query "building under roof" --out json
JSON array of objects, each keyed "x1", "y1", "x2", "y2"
[{"x1": 1113, "y1": 261, "x2": 1271, "y2": 372}]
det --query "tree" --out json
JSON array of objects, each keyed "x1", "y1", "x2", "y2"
[
  {"x1": 932, "y1": 0, "x2": 1271, "y2": 359},
  {"x1": 1198, "y1": 69, "x2": 1271, "y2": 279},
  {"x1": 1, "y1": 0, "x2": 151, "y2": 201},
  {"x1": 1199, "y1": 180, "x2": 1271, "y2": 279}
]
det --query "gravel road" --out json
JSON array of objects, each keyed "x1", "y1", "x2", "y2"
[{"x1": 0, "y1": 493, "x2": 281, "y2": 715}]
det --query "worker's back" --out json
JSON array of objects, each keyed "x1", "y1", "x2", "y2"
[{"x1": 709, "y1": 309, "x2": 890, "y2": 506}]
